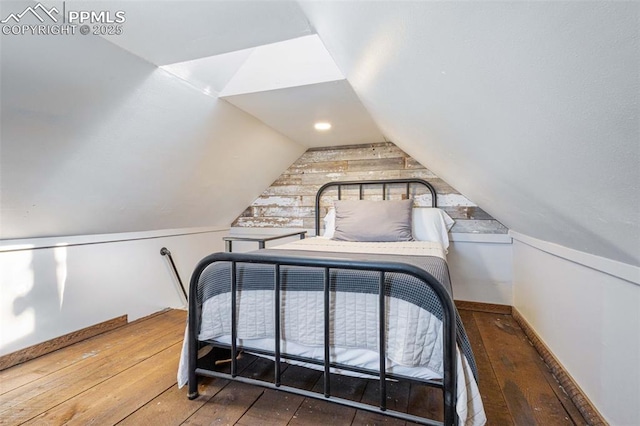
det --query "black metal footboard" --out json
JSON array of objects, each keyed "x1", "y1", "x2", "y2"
[{"x1": 187, "y1": 251, "x2": 459, "y2": 426}]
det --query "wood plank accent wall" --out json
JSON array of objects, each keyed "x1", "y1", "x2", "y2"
[{"x1": 232, "y1": 142, "x2": 507, "y2": 234}]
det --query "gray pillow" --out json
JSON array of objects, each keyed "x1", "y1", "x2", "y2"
[{"x1": 332, "y1": 199, "x2": 414, "y2": 242}]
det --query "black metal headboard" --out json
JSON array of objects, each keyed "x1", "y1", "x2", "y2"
[{"x1": 314, "y1": 178, "x2": 437, "y2": 235}]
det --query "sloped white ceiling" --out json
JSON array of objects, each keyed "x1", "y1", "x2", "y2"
[
  {"x1": 300, "y1": 1, "x2": 640, "y2": 266},
  {"x1": 223, "y1": 80, "x2": 385, "y2": 147},
  {"x1": 220, "y1": 35, "x2": 344, "y2": 97},
  {"x1": 100, "y1": 1, "x2": 313, "y2": 65},
  {"x1": 162, "y1": 34, "x2": 385, "y2": 147},
  {"x1": 2, "y1": 1, "x2": 637, "y2": 268},
  {"x1": 160, "y1": 34, "x2": 384, "y2": 146},
  {"x1": 0, "y1": 2, "x2": 306, "y2": 240}
]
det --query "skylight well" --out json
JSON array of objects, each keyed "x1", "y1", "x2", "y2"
[{"x1": 160, "y1": 34, "x2": 383, "y2": 147}]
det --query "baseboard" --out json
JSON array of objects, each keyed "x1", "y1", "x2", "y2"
[
  {"x1": 0, "y1": 315, "x2": 128, "y2": 371},
  {"x1": 454, "y1": 299, "x2": 512, "y2": 315},
  {"x1": 512, "y1": 308, "x2": 608, "y2": 426}
]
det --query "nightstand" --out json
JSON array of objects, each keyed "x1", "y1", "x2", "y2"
[{"x1": 223, "y1": 230, "x2": 307, "y2": 252}]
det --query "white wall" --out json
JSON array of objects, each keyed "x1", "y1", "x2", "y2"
[
  {"x1": 1, "y1": 14, "x2": 305, "y2": 240},
  {"x1": 512, "y1": 235, "x2": 640, "y2": 425},
  {"x1": 448, "y1": 235, "x2": 513, "y2": 305},
  {"x1": 0, "y1": 227, "x2": 228, "y2": 356},
  {"x1": 301, "y1": 1, "x2": 640, "y2": 266}
]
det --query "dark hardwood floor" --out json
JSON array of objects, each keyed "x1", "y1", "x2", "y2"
[{"x1": 0, "y1": 308, "x2": 587, "y2": 425}]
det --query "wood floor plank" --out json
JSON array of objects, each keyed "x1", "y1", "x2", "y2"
[
  {"x1": 473, "y1": 312, "x2": 574, "y2": 426},
  {"x1": 288, "y1": 397, "x2": 357, "y2": 426},
  {"x1": 117, "y1": 377, "x2": 227, "y2": 426},
  {"x1": 312, "y1": 372, "x2": 369, "y2": 400},
  {"x1": 1, "y1": 309, "x2": 590, "y2": 426},
  {"x1": 0, "y1": 315, "x2": 128, "y2": 371},
  {"x1": 352, "y1": 378, "x2": 410, "y2": 426},
  {"x1": 352, "y1": 409, "x2": 408, "y2": 426},
  {"x1": 22, "y1": 342, "x2": 183, "y2": 425},
  {"x1": 360, "y1": 377, "x2": 411, "y2": 411},
  {"x1": 182, "y1": 357, "x2": 275, "y2": 425},
  {"x1": 120, "y1": 351, "x2": 263, "y2": 426},
  {"x1": 288, "y1": 372, "x2": 366, "y2": 425},
  {"x1": 458, "y1": 309, "x2": 514, "y2": 426},
  {"x1": 236, "y1": 389, "x2": 305, "y2": 426},
  {"x1": 182, "y1": 380, "x2": 264, "y2": 425},
  {"x1": 0, "y1": 315, "x2": 185, "y2": 424},
  {"x1": 236, "y1": 363, "x2": 321, "y2": 426},
  {"x1": 280, "y1": 364, "x2": 324, "y2": 390},
  {"x1": 0, "y1": 309, "x2": 186, "y2": 394},
  {"x1": 407, "y1": 383, "x2": 443, "y2": 422}
]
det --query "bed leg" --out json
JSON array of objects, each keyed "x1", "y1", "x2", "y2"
[{"x1": 188, "y1": 376, "x2": 199, "y2": 400}]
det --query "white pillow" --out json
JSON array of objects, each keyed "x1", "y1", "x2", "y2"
[
  {"x1": 322, "y1": 206, "x2": 454, "y2": 248},
  {"x1": 412, "y1": 208, "x2": 455, "y2": 250},
  {"x1": 322, "y1": 207, "x2": 336, "y2": 238}
]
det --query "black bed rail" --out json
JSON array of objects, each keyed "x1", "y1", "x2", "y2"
[
  {"x1": 314, "y1": 178, "x2": 438, "y2": 235},
  {"x1": 187, "y1": 251, "x2": 458, "y2": 426}
]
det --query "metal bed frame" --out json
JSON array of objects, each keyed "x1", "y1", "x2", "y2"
[
  {"x1": 314, "y1": 178, "x2": 437, "y2": 235},
  {"x1": 186, "y1": 179, "x2": 459, "y2": 426}
]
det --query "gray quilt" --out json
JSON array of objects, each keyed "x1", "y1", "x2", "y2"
[{"x1": 195, "y1": 248, "x2": 478, "y2": 380}]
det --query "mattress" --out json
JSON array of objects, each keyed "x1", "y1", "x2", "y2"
[{"x1": 177, "y1": 238, "x2": 486, "y2": 426}]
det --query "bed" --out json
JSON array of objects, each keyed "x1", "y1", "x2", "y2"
[{"x1": 178, "y1": 178, "x2": 486, "y2": 426}]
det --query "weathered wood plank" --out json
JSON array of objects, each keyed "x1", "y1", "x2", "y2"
[
  {"x1": 118, "y1": 377, "x2": 228, "y2": 426},
  {"x1": 271, "y1": 174, "x2": 304, "y2": 186},
  {"x1": 289, "y1": 372, "x2": 367, "y2": 425},
  {"x1": 458, "y1": 310, "x2": 515, "y2": 425},
  {"x1": 3, "y1": 309, "x2": 592, "y2": 426},
  {"x1": 455, "y1": 301, "x2": 512, "y2": 315},
  {"x1": 288, "y1": 160, "x2": 348, "y2": 174},
  {"x1": 262, "y1": 185, "x2": 322, "y2": 197},
  {"x1": 450, "y1": 220, "x2": 508, "y2": 234},
  {"x1": 0, "y1": 315, "x2": 127, "y2": 371},
  {"x1": 252, "y1": 196, "x2": 302, "y2": 207},
  {"x1": 0, "y1": 309, "x2": 185, "y2": 395},
  {"x1": 252, "y1": 206, "x2": 316, "y2": 218},
  {"x1": 396, "y1": 169, "x2": 438, "y2": 179},
  {"x1": 236, "y1": 389, "x2": 303, "y2": 426},
  {"x1": 182, "y1": 359, "x2": 276, "y2": 425},
  {"x1": 442, "y1": 206, "x2": 495, "y2": 221},
  {"x1": 407, "y1": 384, "x2": 443, "y2": 422},
  {"x1": 473, "y1": 312, "x2": 575, "y2": 426},
  {"x1": 236, "y1": 359, "x2": 326, "y2": 426},
  {"x1": 1, "y1": 314, "x2": 186, "y2": 424},
  {"x1": 22, "y1": 342, "x2": 183, "y2": 425},
  {"x1": 347, "y1": 157, "x2": 406, "y2": 172},
  {"x1": 302, "y1": 143, "x2": 406, "y2": 162},
  {"x1": 289, "y1": 397, "x2": 356, "y2": 426},
  {"x1": 232, "y1": 142, "x2": 503, "y2": 235},
  {"x1": 404, "y1": 157, "x2": 426, "y2": 169},
  {"x1": 512, "y1": 309, "x2": 595, "y2": 425},
  {"x1": 233, "y1": 217, "x2": 304, "y2": 228},
  {"x1": 353, "y1": 378, "x2": 410, "y2": 426},
  {"x1": 299, "y1": 170, "x2": 404, "y2": 185},
  {"x1": 118, "y1": 350, "x2": 260, "y2": 425},
  {"x1": 184, "y1": 381, "x2": 264, "y2": 425},
  {"x1": 539, "y1": 361, "x2": 590, "y2": 426},
  {"x1": 352, "y1": 410, "x2": 408, "y2": 425}
]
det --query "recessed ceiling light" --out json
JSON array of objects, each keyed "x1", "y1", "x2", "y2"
[{"x1": 314, "y1": 122, "x2": 332, "y2": 131}]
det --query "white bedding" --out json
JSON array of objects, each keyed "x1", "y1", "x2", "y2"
[
  {"x1": 273, "y1": 236, "x2": 448, "y2": 260},
  {"x1": 177, "y1": 239, "x2": 486, "y2": 426}
]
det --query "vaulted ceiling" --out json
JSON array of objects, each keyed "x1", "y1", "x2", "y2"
[{"x1": 1, "y1": 1, "x2": 638, "y2": 266}]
